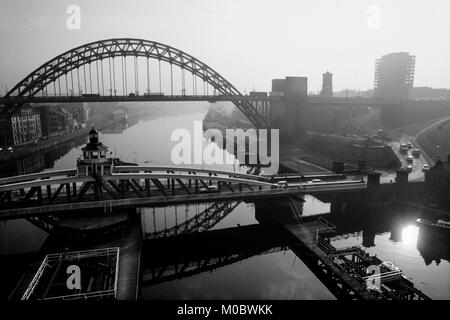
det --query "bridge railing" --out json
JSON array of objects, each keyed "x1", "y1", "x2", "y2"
[
  {"x1": 107, "y1": 172, "x2": 276, "y2": 187},
  {"x1": 0, "y1": 169, "x2": 77, "y2": 186},
  {"x1": 112, "y1": 166, "x2": 270, "y2": 181}
]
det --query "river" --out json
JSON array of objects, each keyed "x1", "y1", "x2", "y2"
[{"x1": 0, "y1": 102, "x2": 449, "y2": 299}]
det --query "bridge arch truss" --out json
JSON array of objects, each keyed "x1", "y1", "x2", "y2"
[{"x1": 4, "y1": 38, "x2": 268, "y2": 127}]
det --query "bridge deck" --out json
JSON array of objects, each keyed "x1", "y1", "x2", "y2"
[
  {"x1": 0, "y1": 181, "x2": 367, "y2": 221},
  {"x1": 0, "y1": 188, "x2": 288, "y2": 220},
  {"x1": 0, "y1": 179, "x2": 366, "y2": 221},
  {"x1": 1, "y1": 94, "x2": 406, "y2": 106},
  {"x1": 0, "y1": 94, "x2": 281, "y2": 104}
]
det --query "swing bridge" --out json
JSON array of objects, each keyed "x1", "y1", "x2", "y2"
[{"x1": 0, "y1": 165, "x2": 366, "y2": 221}]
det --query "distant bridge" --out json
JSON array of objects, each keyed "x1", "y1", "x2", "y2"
[
  {"x1": 0, "y1": 93, "x2": 401, "y2": 106},
  {"x1": 307, "y1": 96, "x2": 401, "y2": 107},
  {"x1": 0, "y1": 94, "x2": 278, "y2": 104},
  {"x1": 1, "y1": 38, "x2": 268, "y2": 128},
  {"x1": 1, "y1": 37, "x2": 409, "y2": 131}
]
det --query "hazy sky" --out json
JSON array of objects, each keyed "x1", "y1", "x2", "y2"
[{"x1": 1, "y1": 0, "x2": 449, "y2": 94}]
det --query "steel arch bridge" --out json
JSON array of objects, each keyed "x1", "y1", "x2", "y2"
[{"x1": 3, "y1": 38, "x2": 268, "y2": 128}]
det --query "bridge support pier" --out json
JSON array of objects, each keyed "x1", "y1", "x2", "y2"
[
  {"x1": 366, "y1": 171, "x2": 382, "y2": 208},
  {"x1": 395, "y1": 169, "x2": 409, "y2": 200},
  {"x1": 255, "y1": 198, "x2": 303, "y2": 225},
  {"x1": 329, "y1": 192, "x2": 367, "y2": 216},
  {"x1": 358, "y1": 160, "x2": 367, "y2": 172},
  {"x1": 330, "y1": 200, "x2": 347, "y2": 215},
  {"x1": 271, "y1": 77, "x2": 309, "y2": 142},
  {"x1": 332, "y1": 161, "x2": 345, "y2": 174}
]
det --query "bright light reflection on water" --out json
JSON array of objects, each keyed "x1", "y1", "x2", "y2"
[
  {"x1": 401, "y1": 225, "x2": 419, "y2": 246},
  {"x1": 331, "y1": 220, "x2": 450, "y2": 299}
]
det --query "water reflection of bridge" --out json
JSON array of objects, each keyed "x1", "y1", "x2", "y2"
[
  {"x1": 141, "y1": 224, "x2": 287, "y2": 287},
  {"x1": 143, "y1": 201, "x2": 241, "y2": 240}
]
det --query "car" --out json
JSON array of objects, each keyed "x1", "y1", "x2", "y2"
[
  {"x1": 198, "y1": 186, "x2": 218, "y2": 193},
  {"x1": 406, "y1": 155, "x2": 413, "y2": 163},
  {"x1": 310, "y1": 179, "x2": 322, "y2": 183},
  {"x1": 400, "y1": 143, "x2": 408, "y2": 153},
  {"x1": 380, "y1": 261, "x2": 402, "y2": 273},
  {"x1": 407, "y1": 142, "x2": 413, "y2": 149},
  {"x1": 277, "y1": 180, "x2": 288, "y2": 188},
  {"x1": 423, "y1": 164, "x2": 430, "y2": 171},
  {"x1": 406, "y1": 165, "x2": 413, "y2": 172}
]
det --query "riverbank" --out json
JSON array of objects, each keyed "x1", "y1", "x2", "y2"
[
  {"x1": 415, "y1": 117, "x2": 450, "y2": 164},
  {"x1": 0, "y1": 118, "x2": 121, "y2": 164},
  {"x1": 202, "y1": 105, "x2": 400, "y2": 173}
]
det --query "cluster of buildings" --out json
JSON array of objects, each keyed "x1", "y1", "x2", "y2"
[
  {"x1": 333, "y1": 52, "x2": 447, "y2": 101},
  {"x1": 0, "y1": 103, "x2": 90, "y2": 148},
  {"x1": 316, "y1": 52, "x2": 417, "y2": 101}
]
